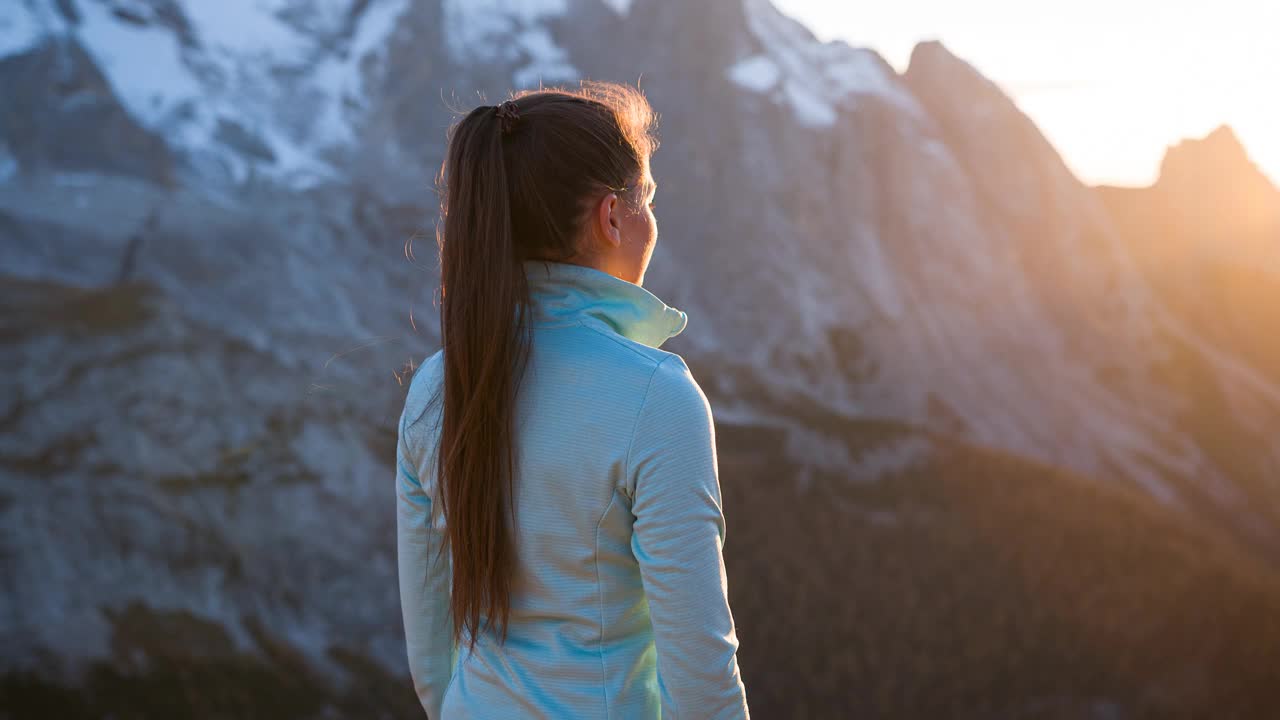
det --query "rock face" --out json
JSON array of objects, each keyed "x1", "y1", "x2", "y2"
[
  {"x1": 3, "y1": 1, "x2": 1280, "y2": 717},
  {"x1": 1098, "y1": 126, "x2": 1280, "y2": 561},
  {"x1": 0, "y1": 37, "x2": 173, "y2": 183}
]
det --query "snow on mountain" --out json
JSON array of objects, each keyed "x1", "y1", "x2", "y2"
[
  {"x1": 442, "y1": 0, "x2": 578, "y2": 87},
  {"x1": 0, "y1": 0, "x2": 65, "y2": 57},
  {"x1": 3, "y1": 0, "x2": 409, "y2": 188},
  {"x1": 600, "y1": 0, "x2": 633, "y2": 16},
  {"x1": 729, "y1": 0, "x2": 921, "y2": 126}
]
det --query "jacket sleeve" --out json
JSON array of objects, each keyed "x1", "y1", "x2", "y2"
[
  {"x1": 627, "y1": 355, "x2": 750, "y2": 719},
  {"x1": 396, "y1": 405, "x2": 458, "y2": 719}
]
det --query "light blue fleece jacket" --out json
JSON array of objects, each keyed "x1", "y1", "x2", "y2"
[{"x1": 396, "y1": 259, "x2": 750, "y2": 719}]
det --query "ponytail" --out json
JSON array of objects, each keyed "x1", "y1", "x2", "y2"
[
  {"x1": 436, "y1": 104, "x2": 532, "y2": 651},
  {"x1": 430, "y1": 82, "x2": 658, "y2": 652}
]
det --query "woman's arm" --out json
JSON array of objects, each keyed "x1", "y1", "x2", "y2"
[
  {"x1": 627, "y1": 354, "x2": 750, "y2": 719},
  {"x1": 396, "y1": 406, "x2": 458, "y2": 719}
]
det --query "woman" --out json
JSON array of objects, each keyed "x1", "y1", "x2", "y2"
[{"x1": 396, "y1": 81, "x2": 750, "y2": 719}]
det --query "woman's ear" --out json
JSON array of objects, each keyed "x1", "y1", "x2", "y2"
[{"x1": 593, "y1": 192, "x2": 623, "y2": 250}]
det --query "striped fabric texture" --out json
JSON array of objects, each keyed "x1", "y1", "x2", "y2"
[{"x1": 396, "y1": 259, "x2": 750, "y2": 719}]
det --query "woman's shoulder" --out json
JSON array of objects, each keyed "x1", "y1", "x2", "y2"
[
  {"x1": 398, "y1": 350, "x2": 445, "y2": 446},
  {"x1": 406, "y1": 349, "x2": 444, "y2": 400},
  {"x1": 639, "y1": 352, "x2": 714, "y2": 426}
]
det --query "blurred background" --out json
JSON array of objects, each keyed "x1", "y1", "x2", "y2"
[{"x1": 3, "y1": 0, "x2": 1279, "y2": 718}]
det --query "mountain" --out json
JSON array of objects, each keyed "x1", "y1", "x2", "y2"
[
  {"x1": 1096, "y1": 126, "x2": 1280, "y2": 559},
  {"x1": 4, "y1": 0, "x2": 1280, "y2": 717},
  {"x1": 1099, "y1": 126, "x2": 1280, "y2": 387}
]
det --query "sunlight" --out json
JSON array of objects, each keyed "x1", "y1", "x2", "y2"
[{"x1": 773, "y1": 0, "x2": 1280, "y2": 187}]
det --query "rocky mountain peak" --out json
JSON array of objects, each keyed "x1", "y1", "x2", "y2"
[{"x1": 1159, "y1": 124, "x2": 1278, "y2": 199}]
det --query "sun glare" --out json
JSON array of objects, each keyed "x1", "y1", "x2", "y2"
[{"x1": 773, "y1": 0, "x2": 1280, "y2": 188}]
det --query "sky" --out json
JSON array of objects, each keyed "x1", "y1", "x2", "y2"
[{"x1": 773, "y1": 0, "x2": 1280, "y2": 188}]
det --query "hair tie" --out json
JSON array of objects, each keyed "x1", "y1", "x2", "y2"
[{"x1": 494, "y1": 100, "x2": 521, "y2": 134}]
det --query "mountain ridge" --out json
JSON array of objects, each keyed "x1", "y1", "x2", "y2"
[{"x1": 4, "y1": 0, "x2": 1280, "y2": 715}]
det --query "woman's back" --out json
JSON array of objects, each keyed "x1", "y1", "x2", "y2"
[{"x1": 397, "y1": 259, "x2": 750, "y2": 719}]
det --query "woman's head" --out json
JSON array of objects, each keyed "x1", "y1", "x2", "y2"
[
  {"x1": 431, "y1": 81, "x2": 659, "y2": 651},
  {"x1": 439, "y1": 80, "x2": 660, "y2": 285}
]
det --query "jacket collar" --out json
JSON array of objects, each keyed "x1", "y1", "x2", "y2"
[{"x1": 522, "y1": 259, "x2": 688, "y2": 349}]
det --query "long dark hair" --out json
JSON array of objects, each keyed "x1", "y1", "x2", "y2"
[{"x1": 432, "y1": 81, "x2": 658, "y2": 651}]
